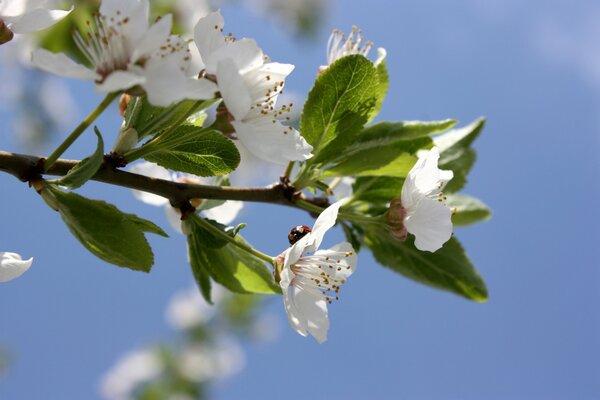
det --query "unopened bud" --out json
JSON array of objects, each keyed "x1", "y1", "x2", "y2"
[
  {"x1": 112, "y1": 126, "x2": 138, "y2": 154},
  {"x1": 386, "y1": 197, "x2": 407, "y2": 241},
  {"x1": 0, "y1": 19, "x2": 14, "y2": 45},
  {"x1": 118, "y1": 94, "x2": 131, "y2": 117}
]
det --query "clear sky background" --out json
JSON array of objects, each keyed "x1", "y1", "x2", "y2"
[{"x1": 1, "y1": 0, "x2": 599, "y2": 399}]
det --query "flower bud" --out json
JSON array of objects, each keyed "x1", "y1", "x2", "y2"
[
  {"x1": 386, "y1": 197, "x2": 407, "y2": 241},
  {"x1": 112, "y1": 126, "x2": 138, "y2": 154},
  {"x1": 118, "y1": 94, "x2": 131, "y2": 117},
  {"x1": 0, "y1": 19, "x2": 14, "y2": 45}
]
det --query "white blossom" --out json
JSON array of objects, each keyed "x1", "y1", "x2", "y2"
[
  {"x1": 165, "y1": 286, "x2": 225, "y2": 330},
  {"x1": 177, "y1": 337, "x2": 245, "y2": 383},
  {"x1": 31, "y1": 0, "x2": 216, "y2": 106},
  {"x1": 129, "y1": 161, "x2": 242, "y2": 233},
  {"x1": 276, "y1": 200, "x2": 357, "y2": 343},
  {"x1": 193, "y1": 11, "x2": 313, "y2": 164},
  {"x1": 321, "y1": 26, "x2": 386, "y2": 71},
  {"x1": 400, "y1": 146, "x2": 454, "y2": 252},
  {"x1": 0, "y1": 251, "x2": 32, "y2": 282},
  {"x1": 0, "y1": 0, "x2": 71, "y2": 42}
]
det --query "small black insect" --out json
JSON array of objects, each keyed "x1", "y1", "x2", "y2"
[{"x1": 288, "y1": 225, "x2": 312, "y2": 245}]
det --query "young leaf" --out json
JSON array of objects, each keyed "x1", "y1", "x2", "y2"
[
  {"x1": 446, "y1": 194, "x2": 492, "y2": 226},
  {"x1": 187, "y1": 232, "x2": 214, "y2": 303},
  {"x1": 49, "y1": 188, "x2": 160, "y2": 272},
  {"x1": 143, "y1": 129, "x2": 240, "y2": 177},
  {"x1": 364, "y1": 227, "x2": 488, "y2": 302},
  {"x1": 370, "y1": 59, "x2": 389, "y2": 121},
  {"x1": 301, "y1": 55, "x2": 380, "y2": 162},
  {"x1": 359, "y1": 119, "x2": 457, "y2": 142},
  {"x1": 435, "y1": 117, "x2": 485, "y2": 192},
  {"x1": 49, "y1": 127, "x2": 104, "y2": 189}
]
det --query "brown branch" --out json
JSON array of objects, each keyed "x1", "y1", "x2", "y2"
[{"x1": 0, "y1": 150, "x2": 315, "y2": 209}]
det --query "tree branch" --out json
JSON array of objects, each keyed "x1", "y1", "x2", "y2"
[{"x1": 0, "y1": 150, "x2": 305, "y2": 209}]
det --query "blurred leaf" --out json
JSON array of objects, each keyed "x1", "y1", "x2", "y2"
[
  {"x1": 364, "y1": 227, "x2": 488, "y2": 301},
  {"x1": 49, "y1": 188, "x2": 160, "y2": 272},
  {"x1": 446, "y1": 194, "x2": 492, "y2": 226},
  {"x1": 435, "y1": 117, "x2": 485, "y2": 192},
  {"x1": 49, "y1": 127, "x2": 104, "y2": 189},
  {"x1": 301, "y1": 55, "x2": 380, "y2": 163},
  {"x1": 370, "y1": 59, "x2": 389, "y2": 121}
]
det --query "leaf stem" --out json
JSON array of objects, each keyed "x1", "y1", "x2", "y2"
[
  {"x1": 191, "y1": 214, "x2": 275, "y2": 264},
  {"x1": 44, "y1": 92, "x2": 119, "y2": 171}
]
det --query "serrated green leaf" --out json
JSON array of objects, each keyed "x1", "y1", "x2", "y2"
[
  {"x1": 49, "y1": 188, "x2": 158, "y2": 272},
  {"x1": 446, "y1": 194, "x2": 492, "y2": 226},
  {"x1": 435, "y1": 117, "x2": 485, "y2": 192},
  {"x1": 359, "y1": 119, "x2": 457, "y2": 142},
  {"x1": 301, "y1": 55, "x2": 380, "y2": 162},
  {"x1": 188, "y1": 218, "x2": 280, "y2": 295},
  {"x1": 50, "y1": 127, "x2": 104, "y2": 189},
  {"x1": 125, "y1": 214, "x2": 169, "y2": 237},
  {"x1": 144, "y1": 129, "x2": 240, "y2": 177},
  {"x1": 370, "y1": 59, "x2": 389, "y2": 121},
  {"x1": 364, "y1": 227, "x2": 487, "y2": 301}
]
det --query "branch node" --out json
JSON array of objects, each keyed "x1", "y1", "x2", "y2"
[{"x1": 103, "y1": 152, "x2": 128, "y2": 169}]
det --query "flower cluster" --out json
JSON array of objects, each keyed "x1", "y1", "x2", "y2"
[{"x1": 0, "y1": 0, "x2": 71, "y2": 44}]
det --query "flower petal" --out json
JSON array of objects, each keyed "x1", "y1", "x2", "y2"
[
  {"x1": 131, "y1": 14, "x2": 172, "y2": 61},
  {"x1": 404, "y1": 197, "x2": 453, "y2": 252},
  {"x1": 31, "y1": 49, "x2": 99, "y2": 80},
  {"x1": 6, "y1": 6, "x2": 72, "y2": 34},
  {"x1": 308, "y1": 199, "x2": 346, "y2": 251},
  {"x1": 95, "y1": 70, "x2": 145, "y2": 93},
  {"x1": 313, "y1": 242, "x2": 358, "y2": 278},
  {"x1": 216, "y1": 58, "x2": 252, "y2": 120},
  {"x1": 283, "y1": 285, "x2": 309, "y2": 337},
  {"x1": 0, "y1": 252, "x2": 33, "y2": 282},
  {"x1": 129, "y1": 162, "x2": 171, "y2": 206},
  {"x1": 210, "y1": 38, "x2": 263, "y2": 75},
  {"x1": 232, "y1": 118, "x2": 313, "y2": 165},
  {"x1": 293, "y1": 285, "x2": 329, "y2": 343},
  {"x1": 193, "y1": 10, "x2": 226, "y2": 72},
  {"x1": 164, "y1": 206, "x2": 184, "y2": 234},
  {"x1": 202, "y1": 201, "x2": 243, "y2": 225},
  {"x1": 100, "y1": 0, "x2": 149, "y2": 45}
]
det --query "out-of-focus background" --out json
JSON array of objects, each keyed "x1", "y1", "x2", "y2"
[{"x1": 1, "y1": 0, "x2": 599, "y2": 399}]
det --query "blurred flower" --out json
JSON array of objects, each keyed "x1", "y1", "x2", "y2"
[
  {"x1": 0, "y1": 251, "x2": 33, "y2": 282},
  {"x1": 276, "y1": 199, "x2": 357, "y2": 343},
  {"x1": 166, "y1": 286, "x2": 225, "y2": 330},
  {"x1": 320, "y1": 26, "x2": 386, "y2": 72},
  {"x1": 0, "y1": 0, "x2": 71, "y2": 44},
  {"x1": 100, "y1": 348, "x2": 163, "y2": 400},
  {"x1": 31, "y1": 0, "x2": 216, "y2": 106},
  {"x1": 178, "y1": 337, "x2": 245, "y2": 382},
  {"x1": 129, "y1": 161, "x2": 243, "y2": 233},
  {"x1": 393, "y1": 146, "x2": 454, "y2": 252}
]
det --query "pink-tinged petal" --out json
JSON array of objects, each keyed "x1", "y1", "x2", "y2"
[
  {"x1": 216, "y1": 58, "x2": 252, "y2": 120},
  {"x1": 96, "y1": 70, "x2": 145, "y2": 93},
  {"x1": 31, "y1": 49, "x2": 99, "y2": 80},
  {"x1": 193, "y1": 10, "x2": 225, "y2": 70},
  {"x1": 0, "y1": 252, "x2": 33, "y2": 282},
  {"x1": 293, "y1": 284, "x2": 329, "y2": 343},
  {"x1": 232, "y1": 118, "x2": 313, "y2": 165},
  {"x1": 164, "y1": 206, "x2": 184, "y2": 234},
  {"x1": 202, "y1": 201, "x2": 243, "y2": 225},
  {"x1": 129, "y1": 162, "x2": 171, "y2": 206},
  {"x1": 131, "y1": 14, "x2": 172, "y2": 61},
  {"x1": 404, "y1": 197, "x2": 453, "y2": 252},
  {"x1": 308, "y1": 199, "x2": 346, "y2": 251},
  {"x1": 7, "y1": 6, "x2": 72, "y2": 33},
  {"x1": 283, "y1": 286, "x2": 308, "y2": 337}
]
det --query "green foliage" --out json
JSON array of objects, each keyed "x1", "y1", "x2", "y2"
[
  {"x1": 187, "y1": 217, "x2": 280, "y2": 302},
  {"x1": 49, "y1": 127, "x2": 104, "y2": 189},
  {"x1": 371, "y1": 59, "x2": 389, "y2": 120},
  {"x1": 301, "y1": 55, "x2": 380, "y2": 163},
  {"x1": 447, "y1": 194, "x2": 492, "y2": 226},
  {"x1": 364, "y1": 227, "x2": 488, "y2": 302},
  {"x1": 435, "y1": 117, "x2": 485, "y2": 192},
  {"x1": 48, "y1": 188, "x2": 163, "y2": 272}
]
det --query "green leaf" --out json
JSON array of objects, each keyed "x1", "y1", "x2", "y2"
[
  {"x1": 364, "y1": 227, "x2": 487, "y2": 301},
  {"x1": 49, "y1": 127, "x2": 104, "y2": 189},
  {"x1": 187, "y1": 218, "x2": 280, "y2": 295},
  {"x1": 301, "y1": 55, "x2": 380, "y2": 162},
  {"x1": 49, "y1": 189, "x2": 159, "y2": 272},
  {"x1": 143, "y1": 128, "x2": 240, "y2": 176},
  {"x1": 187, "y1": 233, "x2": 214, "y2": 303},
  {"x1": 435, "y1": 117, "x2": 485, "y2": 192},
  {"x1": 446, "y1": 194, "x2": 492, "y2": 226},
  {"x1": 125, "y1": 214, "x2": 169, "y2": 237},
  {"x1": 370, "y1": 59, "x2": 389, "y2": 121},
  {"x1": 359, "y1": 119, "x2": 457, "y2": 141}
]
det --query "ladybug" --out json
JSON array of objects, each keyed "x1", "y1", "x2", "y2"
[{"x1": 288, "y1": 225, "x2": 312, "y2": 245}]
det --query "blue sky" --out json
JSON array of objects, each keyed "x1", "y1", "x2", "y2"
[{"x1": 1, "y1": 0, "x2": 599, "y2": 399}]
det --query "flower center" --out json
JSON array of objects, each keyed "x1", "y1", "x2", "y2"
[{"x1": 326, "y1": 26, "x2": 373, "y2": 65}]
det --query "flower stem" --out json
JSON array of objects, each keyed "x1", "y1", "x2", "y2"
[
  {"x1": 282, "y1": 161, "x2": 295, "y2": 180},
  {"x1": 191, "y1": 214, "x2": 275, "y2": 265},
  {"x1": 44, "y1": 92, "x2": 119, "y2": 171}
]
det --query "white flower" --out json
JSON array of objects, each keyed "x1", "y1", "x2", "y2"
[
  {"x1": 0, "y1": 0, "x2": 71, "y2": 43},
  {"x1": 276, "y1": 199, "x2": 357, "y2": 343},
  {"x1": 320, "y1": 26, "x2": 386, "y2": 71},
  {"x1": 400, "y1": 146, "x2": 453, "y2": 252},
  {"x1": 165, "y1": 286, "x2": 225, "y2": 330},
  {"x1": 129, "y1": 161, "x2": 243, "y2": 233},
  {"x1": 193, "y1": 11, "x2": 313, "y2": 164},
  {"x1": 0, "y1": 251, "x2": 32, "y2": 282},
  {"x1": 177, "y1": 337, "x2": 245, "y2": 382},
  {"x1": 31, "y1": 0, "x2": 216, "y2": 106}
]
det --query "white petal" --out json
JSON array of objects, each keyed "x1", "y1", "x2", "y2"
[
  {"x1": 131, "y1": 14, "x2": 172, "y2": 61},
  {"x1": 404, "y1": 197, "x2": 453, "y2": 252},
  {"x1": 245, "y1": 62, "x2": 294, "y2": 106},
  {"x1": 100, "y1": 0, "x2": 149, "y2": 45},
  {"x1": 202, "y1": 201, "x2": 243, "y2": 225},
  {"x1": 374, "y1": 47, "x2": 387, "y2": 66},
  {"x1": 293, "y1": 285, "x2": 329, "y2": 343},
  {"x1": 0, "y1": 252, "x2": 33, "y2": 282},
  {"x1": 183, "y1": 78, "x2": 218, "y2": 101},
  {"x1": 308, "y1": 199, "x2": 346, "y2": 251},
  {"x1": 401, "y1": 147, "x2": 453, "y2": 210},
  {"x1": 7, "y1": 6, "x2": 72, "y2": 33},
  {"x1": 31, "y1": 49, "x2": 99, "y2": 80},
  {"x1": 216, "y1": 58, "x2": 252, "y2": 120},
  {"x1": 193, "y1": 10, "x2": 226, "y2": 71},
  {"x1": 140, "y1": 58, "x2": 189, "y2": 106},
  {"x1": 165, "y1": 206, "x2": 184, "y2": 234},
  {"x1": 232, "y1": 118, "x2": 313, "y2": 165},
  {"x1": 129, "y1": 162, "x2": 171, "y2": 206},
  {"x1": 210, "y1": 38, "x2": 263, "y2": 75},
  {"x1": 283, "y1": 286, "x2": 308, "y2": 337},
  {"x1": 95, "y1": 70, "x2": 145, "y2": 93},
  {"x1": 313, "y1": 242, "x2": 358, "y2": 278}
]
